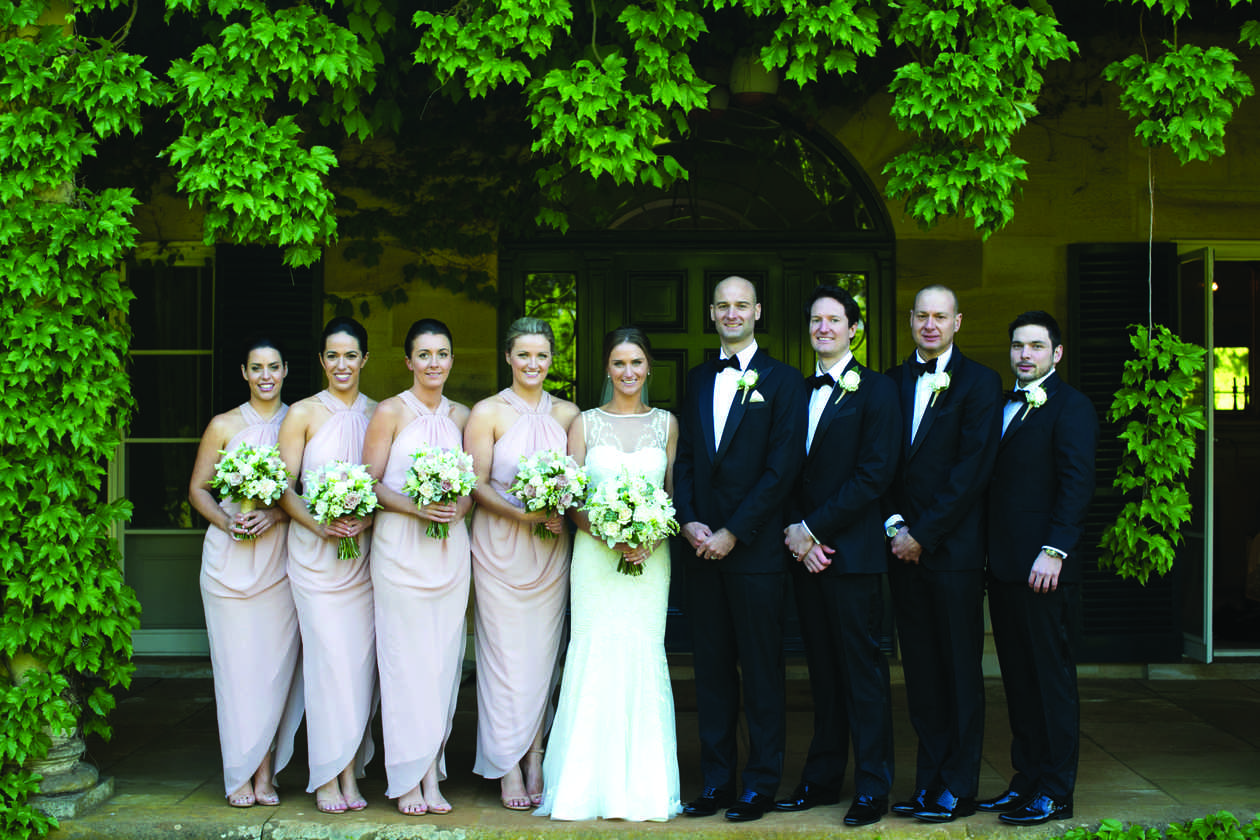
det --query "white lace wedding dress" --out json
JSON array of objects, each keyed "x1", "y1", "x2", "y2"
[{"x1": 535, "y1": 407, "x2": 682, "y2": 821}]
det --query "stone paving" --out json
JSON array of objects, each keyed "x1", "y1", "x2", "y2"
[{"x1": 44, "y1": 659, "x2": 1260, "y2": 840}]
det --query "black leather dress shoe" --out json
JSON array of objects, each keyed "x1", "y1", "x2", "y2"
[
  {"x1": 999, "y1": 793, "x2": 1073, "y2": 826},
  {"x1": 913, "y1": 788, "x2": 976, "y2": 823},
  {"x1": 683, "y1": 786, "x2": 732, "y2": 817},
  {"x1": 773, "y1": 783, "x2": 841, "y2": 812},
  {"x1": 977, "y1": 788, "x2": 1031, "y2": 813},
  {"x1": 725, "y1": 790, "x2": 773, "y2": 822},
  {"x1": 844, "y1": 794, "x2": 889, "y2": 826},
  {"x1": 891, "y1": 788, "x2": 932, "y2": 816}
]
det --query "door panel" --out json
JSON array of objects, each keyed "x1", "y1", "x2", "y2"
[
  {"x1": 607, "y1": 255, "x2": 783, "y2": 412},
  {"x1": 1179, "y1": 250, "x2": 1212, "y2": 662}
]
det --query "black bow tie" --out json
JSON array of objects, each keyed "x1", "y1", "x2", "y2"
[
  {"x1": 717, "y1": 356, "x2": 742, "y2": 373},
  {"x1": 911, "y1": 357, "x2": 938, "y2": 377},
  {"x1": 1006, "y1": 389, "x2": 1027, "y2": 403},
  {"x1": 807, "y1": 373, "x2": 836, "y2": 390}
]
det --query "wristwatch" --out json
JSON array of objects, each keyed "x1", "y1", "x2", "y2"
[
  {"x1": 885, "y1": 521, "x2": 905, "y2": 538},
  {"x1": 1043, "y1": 547, "x2": 1066, "y2": 559}
]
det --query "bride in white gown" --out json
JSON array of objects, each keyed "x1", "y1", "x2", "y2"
[{"x1": 535, "y1": 327, "x2": 682, "y2": 822}]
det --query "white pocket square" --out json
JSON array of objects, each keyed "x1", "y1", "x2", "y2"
[{"x1": 749, "y1": 390, "x2": 765, "y2": 403}]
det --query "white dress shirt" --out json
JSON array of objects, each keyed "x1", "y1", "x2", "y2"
[
  {"x1": 806, "y1": 352, "x2": 852, "y2": 453},
  {"x1": 911, "y1": 344, "x2": 954, "y2": 443},
  {"x1": 713, "y1": 341, "x2": 758, "y2": 449},
  {"x1": 1002, "y1": 369, "x2": 1054, "y2": 436},
  {"x1": 886, "y1": 345, "x2": 955, "y2": 534}
]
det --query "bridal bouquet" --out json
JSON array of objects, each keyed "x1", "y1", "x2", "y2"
[
  {"x1": 302, "y1": 460, "x2": 380, "y2": 560},
  {"x1": 209, "y1": 444, "x2": 291, "y2": 540},
  {"x1": 401, "y1": 445, "x2": 477, "y2": 539},
  {"x1": 584, "y1": 467, "x2": 679, "y2": 576},
  {"x1": 509, "y1": 448, "x2": 588, "y2": 539}
]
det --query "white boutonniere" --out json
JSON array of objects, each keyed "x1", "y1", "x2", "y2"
[
  {"x1": 737, "y1": 368, "x2": 760, "y2": 404},
  {"x1": 926, "y1": 371, "x2": 950, "y2": 406},
  {"x1": 1021, "y1": 383, "x2": 1047, "y2": 419},
  {"x1": 834, "y1": 369, "x2": 861, "y2": 404}
]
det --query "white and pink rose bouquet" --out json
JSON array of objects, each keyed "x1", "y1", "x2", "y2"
[
  {"x1": 401, "y1": 445, "x2": 477, "y2": 539},
  {"x1": 209, "y1": 444, "x2": 291, "y2": 540},
  {"x1": 583, "y1": 467, "x2": 679, "y2": 576},
  {"x1": 508, "y1": 448, "x2": 588, "y2": 539},
  {"x1": 302, "y1": 460, "x2": 380, "y2": 559}
]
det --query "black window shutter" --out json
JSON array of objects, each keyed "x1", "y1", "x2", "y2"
[
  {"x1": 212, "y1": 246, "x2": 324, "y2": 415},
  {"x1": 1067, "y1": 242, "x2": 1184, "y2": 662}
]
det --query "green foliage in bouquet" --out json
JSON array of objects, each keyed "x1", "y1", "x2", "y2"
[
  {"x1": 0, "y1": 0, "x2": 152, "y2": 833},
  {"x1": 1098, "y1": 325, "x2": 1207, "y2": 584}
]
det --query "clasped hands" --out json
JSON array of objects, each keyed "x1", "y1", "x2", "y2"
[
  {"x1": 783, "y1": 523, "x2": 834, "y2": 573},
  {"x1": 681, "y1": 522, "x2": 735, "y2": 561},
  {"x1": 613, "y1": 540, "x2": 655, "y2": 566},
  {"x1": 228, "y1": 507, "x2": 280, "y2": 540},
  {"x1": 417, "y1": 498, "x2": 471, "y2": 526},
  {"x1": 521, "y1": 507, "x2": 565, "y2": 535},
  {"x1": 889, "y1": 526, "x2": 923, "y2": 564},
  {"x1": 321, "y1": 514, "x2": 372, "y2": 541}
]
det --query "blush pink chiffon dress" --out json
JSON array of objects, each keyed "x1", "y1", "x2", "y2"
[
  {"x1": 371, "y1": 392, "x2": 471, "y2": 799},
  {"x1": 470, "y1": 389, "x2": 570, "y2": 781},
  {"x1": 200, "y1": 402, "x2": 304, "y2": 798},
  {"x1": 286, "y1": 390, "x2": 378, "y2": 793}
]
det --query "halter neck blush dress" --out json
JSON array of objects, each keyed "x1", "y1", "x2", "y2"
[
  {"x1": 471, "y1": 388, "x2": 571, "y2": 780},
  {"x1": 371, "y1": 392, "x2": 471, "y2": 799},
  {"x1": 286, "y1": 390, "x2": 378, "y2": 793},
  {"x1": 200, "y1": 402, "x2": 304, "y2": 798}
]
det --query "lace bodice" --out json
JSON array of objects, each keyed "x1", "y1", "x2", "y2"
[{"x1": 581, "y1": 407, "x2": 669, "y2": 490}]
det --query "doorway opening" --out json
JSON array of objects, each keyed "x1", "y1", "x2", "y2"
[{"x1": 1179, "y1": 245, "x2": 1260, "y2": 661}]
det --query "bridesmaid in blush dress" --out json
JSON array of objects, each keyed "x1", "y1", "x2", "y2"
[
  {"x1": 189, "y1": 337, "x2": 303, "y2": 808},
  {"x1": 278, "y1": 317, "x2": 379, "y2": 815},
  {"x1": 464, "y1": 317, "x2": 580, "y2": 811},
  {"x1": 363, "y1": 319, "x2": 472, "y2": 816}
]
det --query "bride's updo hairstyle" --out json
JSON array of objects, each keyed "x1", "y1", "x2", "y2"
[
  {"x1": 602, "y1": 325, "x2": 653, "y2": 370},
  {"x1": 503, "y1": 316, "x2": 555, "y2": 354},
  {"x1": 321, "y1": 315, "x2": 369, "y2": 354},
  {"x1": 404, "y1": 318, "x2": 454, "y2": 356}
]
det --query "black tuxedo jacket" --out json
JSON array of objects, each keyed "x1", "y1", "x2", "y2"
[
  {"x1": 788, "y1": 360, "x2": 901, "y2": 575},
  {"x1": 885, "y1": 348, "x2": 1002, "y2": 571},
  {"x1": 987, "y1": 372, "x2": 1098, "y2": 584},
  {"x1": 675, "y1": 348, "x2": 804, "y2": 574}
]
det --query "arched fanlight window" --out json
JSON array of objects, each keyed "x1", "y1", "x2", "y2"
[{"x1": 554, "y1": 107, "x2": 888, "y2": 235}]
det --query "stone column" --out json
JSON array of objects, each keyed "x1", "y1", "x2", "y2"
[{"x1": 9, "y1": 652, "x2": 114, "y2": 819}]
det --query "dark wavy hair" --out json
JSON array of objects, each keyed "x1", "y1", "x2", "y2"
[
  {"x1": 240, "y1": 335, "x2": 285, "y2": 366},
  {"x1": 1008, "y1": 310, "x2": 1062, "y2": 348},
  {"x1": 404, "y1": 318, "x2": 453, "y2": 356},
  {"x1": 602, "y1": 325, "x2": 653, "y2": 369},
  {"x1": 805, "y1": 285, "x2": 862, "y2": 327},
  {"x1": 321, "y1": 316, "x2": 368, "y2": 354}
]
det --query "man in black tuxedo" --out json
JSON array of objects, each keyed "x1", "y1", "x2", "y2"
[
  {"x1": 978, "y1": 310, "x2": 1096, "y2": 826},
  {"x1": 674, "y1": 275, "x2": 804, "y2": 822},
  {"x1": 777, "y1": 286, "x2": 901, "y2": 827},
  {"x1": 884, "y1": 284, "x2": 1002, "y2": 823}
]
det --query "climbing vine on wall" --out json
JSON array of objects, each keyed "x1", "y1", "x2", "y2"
[
  {"x1": 0, "y1": 0, "x2": 155, "y2": 833},
  {"x1": 1098, "y1": 325, "x2": 1207, "y2": 583}
]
